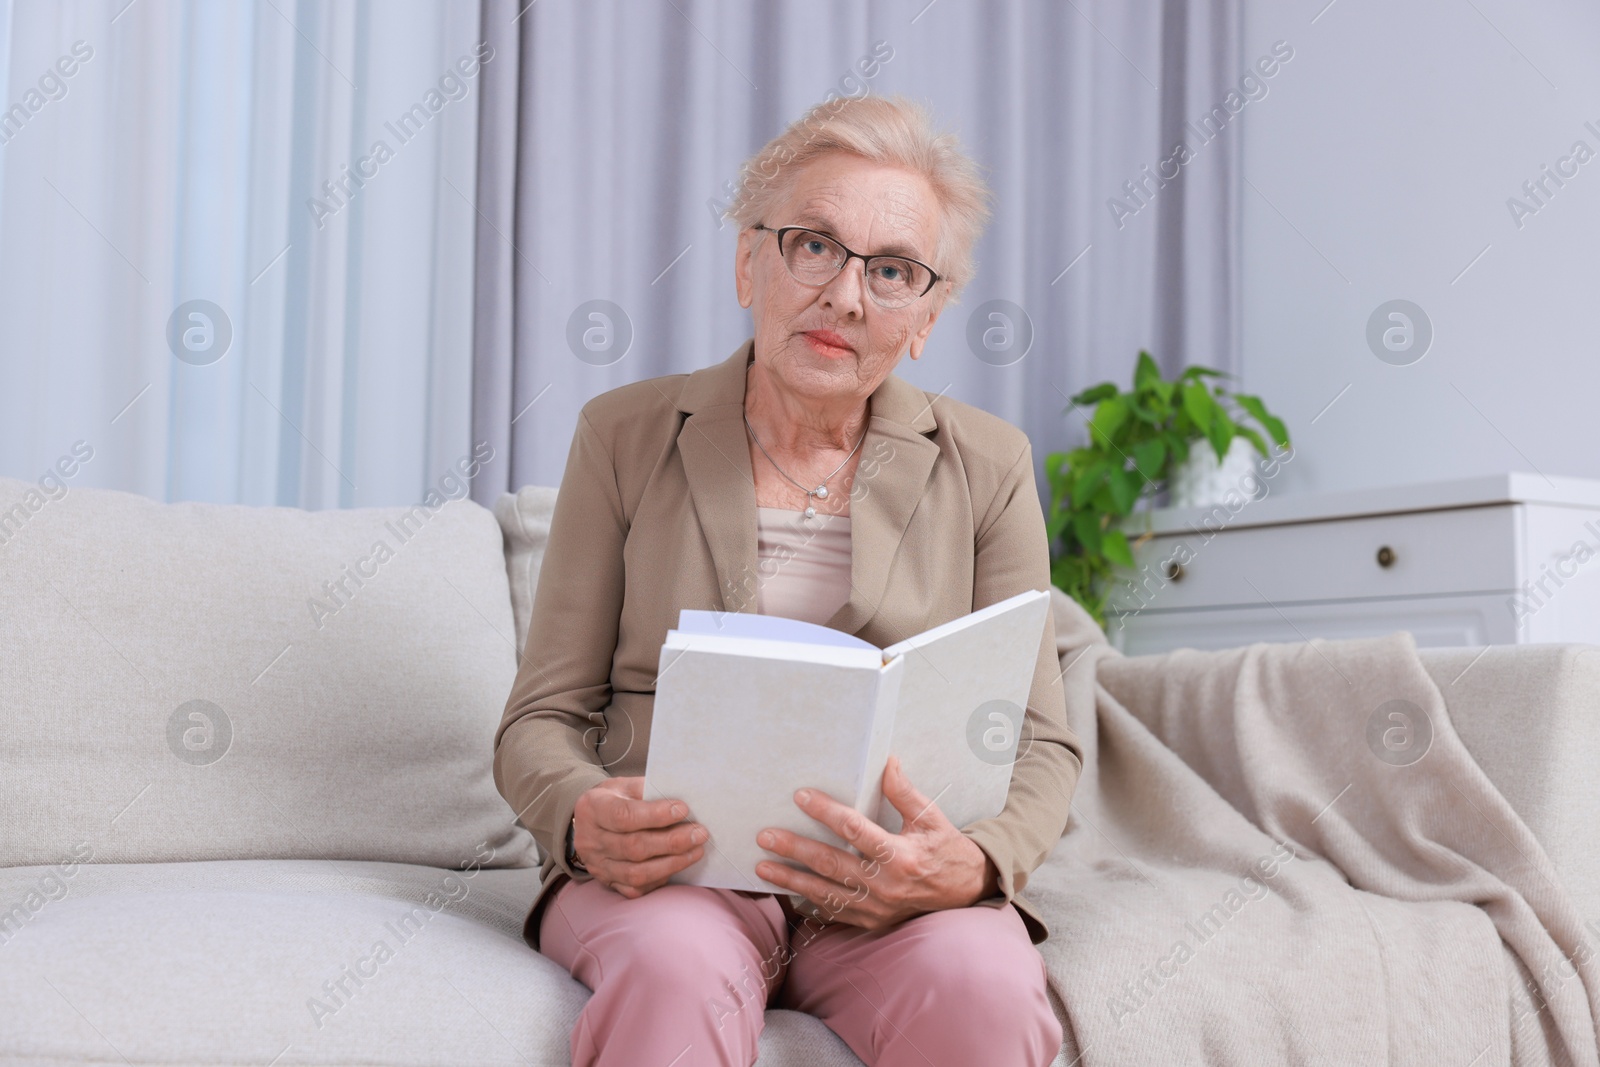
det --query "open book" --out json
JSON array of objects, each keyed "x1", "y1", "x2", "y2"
[{"x1": 642, "y1": 588, "x2": 1050, "y2": 893}]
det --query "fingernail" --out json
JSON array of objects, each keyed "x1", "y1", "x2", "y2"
[
  {"x1": 671, "y1": 804, "x2": 686, "y2": 819},
  {"x1": 693, "y1": 827, "x2": 708, "y2": 843},
  {"x1": 795, "y1": 789, "x2": 811, "y2": 804},
  {"x1": 758, "y1": 830, "x2": 775, "y2": 848}
]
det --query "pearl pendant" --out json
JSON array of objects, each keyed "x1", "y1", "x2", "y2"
[
  {"x1": 815, "y1": 485, "x2": 828, "y2": 500},
  {"x1": 804, "y1": 505, "x2": 816, "y2": 519}
]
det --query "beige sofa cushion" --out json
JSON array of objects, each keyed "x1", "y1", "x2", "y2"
[
  {"x1": 494, "y1": 485, "x2": 559, "y2": 656},
  {"x1": 0, "y1": 477, "x2": 536, "y2": 870},
  {"x1": 0, "y1": 858, "x2": 865, "y2": 1067}
]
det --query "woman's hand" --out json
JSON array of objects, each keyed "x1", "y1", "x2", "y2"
[
  {"x1": 571, "y1": 776, "x2": 707, "y2": 898},
  {"x1": 754, "y1": 755, "x2": 1001, "y2": 930}
]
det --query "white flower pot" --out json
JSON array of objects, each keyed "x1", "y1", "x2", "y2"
[{"x1": 1169, "y1": 437, "x2": 1261, "y2": 509}]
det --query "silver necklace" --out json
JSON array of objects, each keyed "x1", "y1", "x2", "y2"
[{"x1": 744, "y1": 412, "x2": 866, "y2": 519}]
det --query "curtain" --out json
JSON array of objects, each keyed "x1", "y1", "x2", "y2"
[
  {"x1": 0, "y1": 0, "x2": 481, "y2": 508},
  {"x1": 469, "y1": 0, "x2": 1243, "y2": 505}
]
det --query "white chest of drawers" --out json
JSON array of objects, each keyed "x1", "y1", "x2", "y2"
[{"x1": 1106, "y1": 473, "x2": 1600, "y2": 656}]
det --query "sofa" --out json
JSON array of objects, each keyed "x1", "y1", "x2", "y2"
[{"x1": 1, "y1": 475, "x2": 1594, "y2": 1066}]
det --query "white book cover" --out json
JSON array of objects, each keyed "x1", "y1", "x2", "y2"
[{"x1": 643, "y1": 589, "x2": 1050, "y2": 893}]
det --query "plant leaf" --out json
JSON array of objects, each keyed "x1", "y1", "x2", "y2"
[
  {"x1": 1206, "y1": 406, "x2": 1237, "y2": 463},
  {"x1": 1165, "y1": 431, "x2": 1190, "y2": 466},
  {"x1": 1073, "y1": 510, "x2": 1103, "y2": 555},
  {"x1": 1090, "y1": 483, "x2": 1117, "y2": 516},
  {"x1": 1045, "y1": 508, "x2": 1070, "y2": 542},
  {"x1": 1133, "y1": 351, "x2": 1162, "y2": 393},
  {"x1": 1066, "y1": 446, "x2": 1098, "y2": 470},
  {"x1": 1235, "y1": 425, "x2": 1269, "y2": 459},
  {"x1": 1181, "y1": 381, "x2": 1214, "y2": 433},
  {"x1": 1102, "y1": 528, "x2": 1136, "y2": 567},
  {"x1": 1070, "y1": 382, "x2": 1119, "y2": 408},
  {"x1": 1072, "y1": 460, "x2": 1108, "y2": 506},
  {"x1": 1089, "y1": 396, "x2": 1130, "y2": 444},
  {"x1": 1132, "y1": 438, "x2": 1168, "y2": 479},
  {"x1": 1107, "y1": 466, "x2": 1141, "y2": 514},
  {"x1": 1233, "y1": 393, "x2": 1290, "y2": 448}
]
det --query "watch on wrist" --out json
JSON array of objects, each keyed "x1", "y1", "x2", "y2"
[{"x1": 565, "y1": 818, "x2": 588, "y2": 874}]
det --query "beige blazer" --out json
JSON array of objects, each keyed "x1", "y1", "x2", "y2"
[{"x1": 494, "y1": 338, "x2": 1084, "y2": 948}]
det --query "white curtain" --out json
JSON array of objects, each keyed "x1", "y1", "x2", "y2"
[
  {"x1": 0, "y1": 0, "x2": 481, "y2": 508},
  {"x1": 470, "y1": 0, "x2": 1243, "y2": 504}
]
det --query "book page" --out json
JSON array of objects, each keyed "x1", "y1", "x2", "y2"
[
  {"x1": 675, "y1": 608, "x2": 878, "y2": 650},
  {"x1": 873, "y1": 589, "x2": 1050, "y2": 833},
  {"x1": 644, "y1": 644, "x2": 901, "y2": 892},
  {"x1": 662, "y1": 630, "x2": 881, "y2": 671}
]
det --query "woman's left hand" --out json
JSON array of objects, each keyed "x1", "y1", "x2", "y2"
[{"x1": 755, "y1": 754, "x2": 1001, "y2": 931}]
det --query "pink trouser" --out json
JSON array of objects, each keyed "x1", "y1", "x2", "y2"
[{"x1": 538, "y1": 876, "x2": 1062, "y2": 1067}]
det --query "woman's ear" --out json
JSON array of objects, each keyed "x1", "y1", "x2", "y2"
[
  {"x1": 734, "y1": 228, "x2": 757, "y2": 309},
  {"x1": 906, "y1": 284, "x2": 950, "y2": 360}
]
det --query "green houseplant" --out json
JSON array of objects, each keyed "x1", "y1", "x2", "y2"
[{"x1": 1044, "y1": 352, "x2": 1291, "y2": 630}]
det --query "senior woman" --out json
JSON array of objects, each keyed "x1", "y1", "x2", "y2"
[{"x1": 494, "y1": 95, "x2": 1083, "y2": 1067}]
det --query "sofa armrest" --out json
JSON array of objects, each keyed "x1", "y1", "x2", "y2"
[{"x1": 1418, "y1": 644, "x2": 1600, "y2": 926}]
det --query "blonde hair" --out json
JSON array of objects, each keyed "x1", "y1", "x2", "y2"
[{"x1": 724, "y1": 94, "x2": 993, "y2": 302}]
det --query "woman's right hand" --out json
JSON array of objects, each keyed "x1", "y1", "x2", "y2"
[{"x1": 571, "y1": 776, "x2": 708, "y2": 898}]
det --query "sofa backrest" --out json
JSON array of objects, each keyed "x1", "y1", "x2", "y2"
[
  {"x1": 0, "y1": 475, "x2": 538, "y2": 871},
  {"x1": 494, "y1": 484, "x2": 559, "y2": 658}
]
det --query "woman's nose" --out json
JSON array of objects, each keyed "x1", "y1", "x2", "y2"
[{"x1": 818, "y1": 259, "x2": 867, "y2": 317}]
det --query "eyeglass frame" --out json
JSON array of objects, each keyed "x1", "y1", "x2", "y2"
[{"x1": 751, "y1": 223, "x2": 942, "y2": 307}]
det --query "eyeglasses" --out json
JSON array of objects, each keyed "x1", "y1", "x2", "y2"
[{"x1": 753, "y1": 224, "x2": 940, "y2": 309}]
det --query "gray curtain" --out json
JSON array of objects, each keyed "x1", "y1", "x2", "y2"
[{"x1": 469, "y1": 0, "x2": 1242, "y2": 506}]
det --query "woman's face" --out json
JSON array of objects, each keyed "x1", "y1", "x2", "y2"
[{"x1": 735, "y1": 150, "x2": 949, "y2": 408}]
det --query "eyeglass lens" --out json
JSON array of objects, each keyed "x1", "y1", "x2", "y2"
[{"x1": 779, "y1": 229, "x2": 930, "y2": 308}]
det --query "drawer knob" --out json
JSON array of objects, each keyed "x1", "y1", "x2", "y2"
[
  {"x1": 1162, "y1": 560, "x2": 1185, "y2": 583},
  {"x1": 1376, "y1": 545, "x2": 1396, "y2": 568}
]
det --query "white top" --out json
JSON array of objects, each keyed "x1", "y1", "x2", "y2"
[{"x1": 753, "y1": 506, "x2": 852, "y2": 627}]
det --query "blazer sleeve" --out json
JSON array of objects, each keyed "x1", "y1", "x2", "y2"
[
  {"x1": 959, "y1": 438, "x2": 1085, "y2": 911},
  {"x1": 492, "y1": 409, "x2": 621, "y2": 878}
]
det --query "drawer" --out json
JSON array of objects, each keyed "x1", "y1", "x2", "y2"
[
  {"x1": 1105, "y1": 504, "x2": 1521, "y2": 614},
  {"x1": 1109, "y1": 593, "x2": 1520, "y2": 655}
]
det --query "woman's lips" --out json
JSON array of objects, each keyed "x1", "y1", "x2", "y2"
[{"x1": 802, "y1": 331, "x2": 855, "y2": 359}]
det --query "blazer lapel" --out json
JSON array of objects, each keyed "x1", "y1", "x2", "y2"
[
  {"x1": 679, "y1": 407, "x2": 759, "y2": 614},
  {"x1": 674, "y1": 337, "x2": 942, "y2": 632},
  {"x1": 676, "y1": 342, "x2": 760, "y2": 614}
]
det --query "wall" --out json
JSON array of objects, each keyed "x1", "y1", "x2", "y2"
[{"x1": 1240, "y1": 0, "x2": 1600, "y2": 497}]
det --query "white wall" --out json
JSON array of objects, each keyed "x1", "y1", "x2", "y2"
[{"x1": 1241, "y1": 0, "x2": 1600, "y2": 496}]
